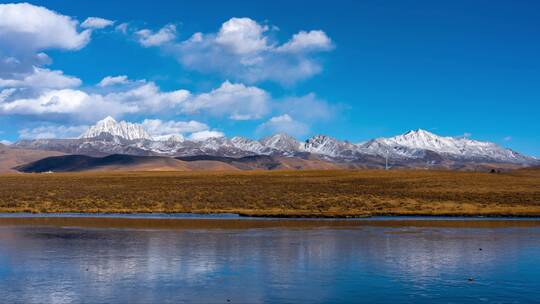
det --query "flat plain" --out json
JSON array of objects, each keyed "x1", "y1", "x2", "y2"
[{"x1": 0, "y1": 169, "x2": 539, "y2": 217}]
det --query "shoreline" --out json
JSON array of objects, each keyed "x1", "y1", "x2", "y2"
[
  {"x1": 3, "y1": 210, "x2": 540, "y2": 218},
  {"x1": 2, "y1": 214, "x2": 540, "y2": 229}
]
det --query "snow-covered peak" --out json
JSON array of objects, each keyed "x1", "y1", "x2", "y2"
[
  {"x1": 231, "y1": 136, "x2": 266, "y2": 154},
  {"x1": 304, "y1": 135, "x2": 356, "y2": 157},
  {"x1": 260, "y1": 133, "x2": 301, "y2": 153},
  {"x1": 383, "y1": 129, "x2": 448, "y2": 149},
  {"x1": 231, "y1": 136, "x2": 252, "y2": 145},
  {"x1": 369, "y1": 129, "x2": 533, "y2": 163},
  {"x1": 305, "y1": 135, "x2": 335, "y2": 146},
  {"x1": 101, "y1": 116, "x2": 116, "y2": 124},
  {"x1": 79, "y1": 117, "x2": 152, "y2": 141},
  {"x1": 376, "y1": 129, "x2": 471, "y2": 155},
  {"x1": 198, "y1": 136, "x2": 231, "y2": 150}
]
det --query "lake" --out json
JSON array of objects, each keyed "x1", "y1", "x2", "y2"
[{"x1": 1, "y1": 216, "x2": 540, "y2": 303}]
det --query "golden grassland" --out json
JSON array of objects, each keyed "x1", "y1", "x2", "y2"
[{"x1": 0, "y1": 169, "x2": 539, "y2": 217}]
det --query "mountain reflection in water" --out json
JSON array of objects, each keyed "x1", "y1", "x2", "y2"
[{"x1": 1, "y1": 225, "x2": 539, "y2": 303}]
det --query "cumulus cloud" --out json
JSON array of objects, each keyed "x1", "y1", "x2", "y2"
[
  {"x1": 257, "y1": 114, "x2": 309, "y2": 137},
  {"x1": 277, "y1": 30, "x2": 333, "y2": 53},
  {"x1": 0, "y1": 67, "x2": 81, "y2": 89},
  {"x1": 98, "y1": 75, "x2": 130, "y2": 87},
  {"x1": 182, "y1": 81, "x2": 269, "y2": 120},
  {"x1": 0, "y1": 3, "x2": 91, "y2": 51},
  {"x1": 141, "y1": 119, "x2": 209, "y2": 137},
  {"x1": 170, "y1": 17, "x2": 333, "y2": 85},
  {"x1": 189, "y1": 130, "x2": 225, "y2": 141},
  {"x1": 81, "y1": 17, "x2": 114, "y2": 29},
  {"x1": 0, "y1": 139, "x2": 11, "y2": 145},
  {"x1": 0, "y1": 3, "x2": 108, "y2": 92},
  {"x1": 104, "y1": 82, "x2": 190, "y2": 113},
  {"x1": 0, "y1": 80, "x2": 270, "y2": 123},
  {"x1": 18, "y1": 124, "x2": 88, "y2": 139},
  {"x1": 0, "y1": 89, "x2": 92, "y2": 115},
  {"x1": 136, "y1": 24, "x2": 177, "y2": 47},
  {"x1": 0, "y1": 89, "x2": 138, "y2": 122},
  {"x1": 215, "y1": 18, "x2": 270, "y2": 54}
]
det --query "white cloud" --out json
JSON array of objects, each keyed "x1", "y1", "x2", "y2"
[
  {"x1": 0, "y1": 3, "x2": 91, "y2": 51},
  {"x1": 171, "y1": 17, "x2": 333, "y2": 85},
  {"x1": 503, "y1": 136, "x2": 512, "y2": 142},
  {"x1": 0, "y1": 89, "x2": 138, "y2": 122},
  {"x1": 0, "y1": 139, "x2": 11, "y2": 145},
  {"x1": 0, "y1": 3, "x2": 101, "y2": 93},
  {"x1": 105, "y1": 82, "x2": 190, "y2": 113},
  {"x1": 0, "y1": 80, "x2": 269, "y2": 123},
  {"x1": 136, "y1": 24, "x2": 176, "y2": 47},
  {"x1": 81, "y1": 17, "x2": 114, "y2": 29},
  {"x1": 98, "y1": 75, "x2": 130, "y2": 87},
  {"x1": 189, "y1": 130, "x2": 225, "y2": 141},
  {"x1": 0, "y1": 88, "x2": 17, "y2": 101},
  {"x1": 0, "y1": 89, "x2": 91, "y2": 115},
  {"x1": 1, "y1": 56, "x2": 301, "y2": 127},
  {"x1": 277, "y1": 30, "x2": 333, "y2": 53},
  {"x1": 183, "y1": 81, "x2": 269, "y2": 120},
  {"x1": 215, "y1": 18, "x2": 270, "y2": 54},
  {"x1": 18, "y1": 124, "x2": 88, "y2": 139},
  {"x1": 141, "y1": 119, "x2": 209, "y2": 136},
  {"x1": 115, "y1": 23, "x2": 129, "y2": 34},
  {"x1": 35, "y1": 52, "x2": 52, "y2": 64},
  {"x1": 0, "y1": 67, "x2": 81, "y2": 89},
  {"x1": 257, "y1": 114, "x2": 309, "y2": 137}
]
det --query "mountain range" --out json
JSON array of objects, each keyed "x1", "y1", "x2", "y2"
[{"x1": 9, "y1": 116, "x2": 538, "y2": 171}]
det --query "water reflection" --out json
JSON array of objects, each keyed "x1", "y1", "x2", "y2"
[{"x1": 0, "y1": 226, "x2": 539, "y2": 303}]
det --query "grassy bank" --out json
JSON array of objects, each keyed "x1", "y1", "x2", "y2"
[
  {"x1": 0, "y1": 169, "x2": 539, "y2": 217},
  {"x1": 2, "y1": 217, "x2": 540, "y2": 229}
]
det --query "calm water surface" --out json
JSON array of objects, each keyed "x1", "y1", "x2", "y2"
[{"x1": 0, "y1": 220, "x2": 539, "y2": 303}]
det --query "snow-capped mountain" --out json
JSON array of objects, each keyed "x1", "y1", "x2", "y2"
[
  {"x1": 361, "y1": 129, "x2": 531, "y2": 163},
  {"x1": 231, "y1": 137, "x2": 268, "y2": 154},
  {"x1": 79, "y1": 116, "x2": 152, "y2": 141},
  {"x1": 304, "y1": 135, "x2": 359, "y2": 158},
  {"x1": 260, "y1": 133, "x2": 302, "y2": 156},
  {"x1": 13, "y1": 118, "x2": 538, "y2": 168}
]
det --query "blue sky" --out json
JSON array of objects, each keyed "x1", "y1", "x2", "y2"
[{"x1": 0, "y1": 1, "x2": 539, "y2": 156}]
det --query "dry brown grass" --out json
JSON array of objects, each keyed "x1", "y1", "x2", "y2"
[{"x1": 0, "y1": 169, "x2": 539, "y2": 217}]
